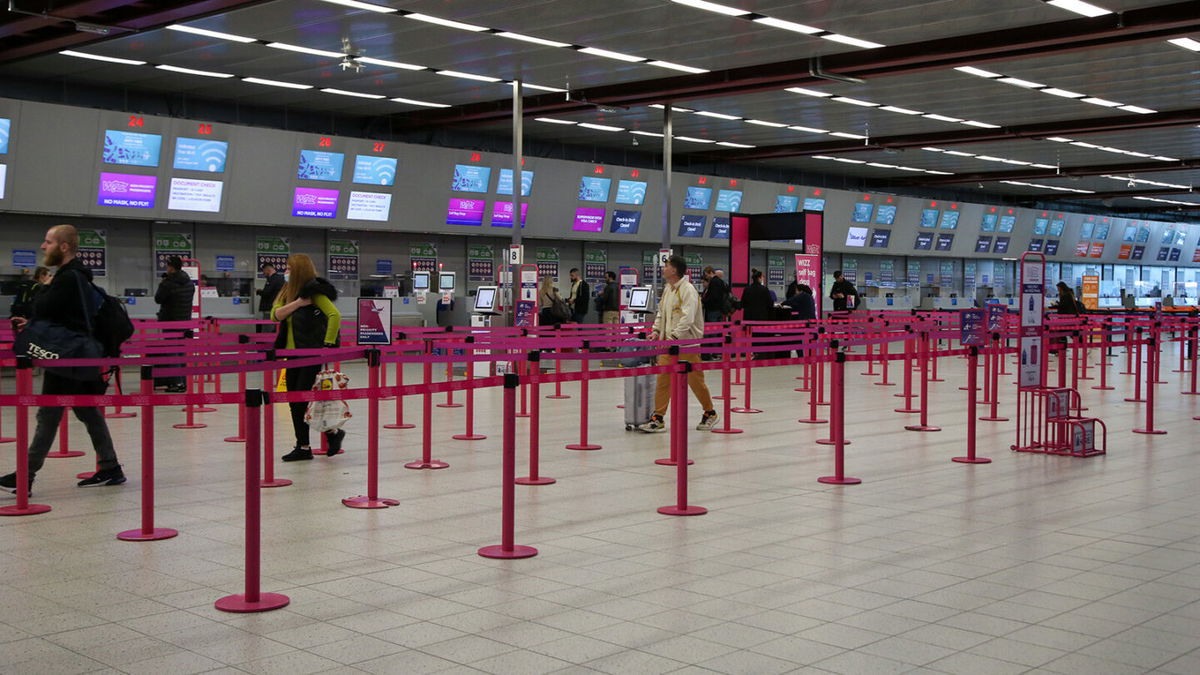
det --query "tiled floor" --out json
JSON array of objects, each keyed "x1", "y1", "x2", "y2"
[{"x1": 2, "y1": 344, "x2": 1199, "y2": 674}]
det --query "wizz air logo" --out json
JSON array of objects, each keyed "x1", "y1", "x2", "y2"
[
  {"x1": 101, "y1": 179, "x2": 130, "y2": 193},
  {"x1": 295, "y1": 193, "x2": 319, "y2": 205}
]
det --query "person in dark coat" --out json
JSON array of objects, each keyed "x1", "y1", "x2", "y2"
[
  {"x1": 598, "y1": 271, "x2": 619, "y2": 324},
  {"x1": 830, "y1": 270, "x2": 858, "y2": 312},
  {"x1": 154, "y1": 255, "x2": 194, "y2": 392},
  {"x1": 567, "y1": 268, "x2": 590, "y2": 323},
  {"x1": 1053, "y1": 282, "x2": 1083, "y2": 315},
  {"x1": 783, "y1": 283, "x2": 817, "y2": 320},
  {"x1": 256, "y1": 262, "x2": 285, "y2": 333},
  {"x1": 739, "y1": 269, "x2": 775, "y2": 322},
  {"x1": 9, "y1": 266, "x2": 52, "y2": 319},
  {"x1": 701, "y1": 266, "x2": 729, "y2": 323}
]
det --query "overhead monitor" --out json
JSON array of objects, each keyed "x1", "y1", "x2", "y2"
[
  {"x1": 474, "y1": 286, "x2": 498, "y2": 312},
  {"x1": 438, "y1": 272, "x2": 456, "y2": 291},
  {"x1": 845, "y1": 226, "x2": 868, "y2": 247},
  {"x1": 412, "y1": 271, "x2": 430, "y2": 291},
  {"x1": 628, "y1": 286, "x2": 652, "y2": 311}
]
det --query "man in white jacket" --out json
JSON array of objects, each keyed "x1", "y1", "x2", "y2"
[{"x1": 639, "y1": 255, "x2": 718, "y2": 432}]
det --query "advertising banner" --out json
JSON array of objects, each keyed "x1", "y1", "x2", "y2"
[
  {"x1": 1019, "y1": 257, "x2": 1045, "y2": 388},
  {"x1": 794, "y1": 254, "x2": 821, "y2": 292},
  {"x1": 468, "y1": 245, "x2": 494, "y2": 282},
  {"x1": 154, "y1": 232, "x2": 193, "y2": 273},
  {"x1": 960, "y1": 309, "x2": 985, "y2": 345},
  {"x1": 410, "y1": 243, "x2": 437, "y2": 273},
  {"x1": 328, "y1": 239, "x2": 359, "y2": 276},
  {"x1": 535, "y1": 247, "x2": 559, "y2": 280},
  {"x1": 584, "y1": 249, "x2": 607, "y2": 282},
  {"x1": 356, "y1": 298, "x2": 392, "y2": 345},
  {"x1": 77, "y1": 228, "x2": 107, "y2": 277},
  {"x1": 256, "y1": 236, "x2": 289, "y2": 275},
  {"x1": 1081, "y1": 275, "x2": 1099, "y2": 310}
]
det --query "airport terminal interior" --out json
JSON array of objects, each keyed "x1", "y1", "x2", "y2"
[{"x1": 3, "y1": 0, "x2": 1200, "y2": 673}]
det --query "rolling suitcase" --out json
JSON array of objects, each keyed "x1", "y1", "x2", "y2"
[{"x1": 624, "y1": 373, "x2": 657, "y2": 430}]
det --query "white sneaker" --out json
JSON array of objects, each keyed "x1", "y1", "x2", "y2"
[
  {"x1": 697, "y1": 410, "x2": 719, "y2": 431},
  {"x1": 638, "y1": 415, "x2": 666, "y2": 433}
]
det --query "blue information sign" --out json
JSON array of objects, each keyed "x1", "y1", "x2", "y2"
[
  {"x1": 215, "y1": 255, "x2": 235, "y2": 272},
  {"x1": 960, "y1": 309, "x2": 985, "y2": 345},
  {"x1": 12, "y1": 249, "x2": 36, "y2": 267}
]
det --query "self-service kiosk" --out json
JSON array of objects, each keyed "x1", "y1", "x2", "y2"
[
  {"x1": 471, "y1": 285, "x2": 500, "y2": 375},
  {"x1": 627, "y1": 285, "x2": 654, "y2": 320}
]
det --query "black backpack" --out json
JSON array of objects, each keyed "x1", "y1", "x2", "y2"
[{"x1": 76, "y1": 275, "x2": 134, "y2": 357}]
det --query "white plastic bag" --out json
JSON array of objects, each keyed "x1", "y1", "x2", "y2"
[{"x1": 304, "y1": 369, "x2": 352, "y2": 433}]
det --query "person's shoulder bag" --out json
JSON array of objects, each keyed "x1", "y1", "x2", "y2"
[{"x1": 13, "y1": 271, "x2": 106, "y2": 381}]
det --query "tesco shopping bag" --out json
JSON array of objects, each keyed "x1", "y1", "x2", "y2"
[{"x1": 304, "y1": 369, "x2": 352, "y2": 433}]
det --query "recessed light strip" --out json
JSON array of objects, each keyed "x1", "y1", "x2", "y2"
[
  {"x1": 669, "y1": 0, "x2": 883, "y2": 48},
  {"x1": 809, "y1": 154, "x2": 954, "y2": 176},
  {"x1": 955, "y1": 64, "x2": 1156, "y2": 114}
]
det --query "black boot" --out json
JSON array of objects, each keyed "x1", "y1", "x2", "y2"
[
  {"x1": 326, "y1": 429, "x2": 345, "y2": 457},
  {"x1": 281, "y1": 446, "x2": 313, "y2": 462}
]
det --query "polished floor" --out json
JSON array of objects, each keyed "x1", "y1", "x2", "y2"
[{"x1": 1, "y1": 345, "x2": 1199, "y2": 674}]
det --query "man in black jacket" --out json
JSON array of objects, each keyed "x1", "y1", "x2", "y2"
[
  {"x1": 567, "y1": 268, "x2": 590, "y2": 323},
  {"x1": 701, "y1": 266, "x2": 729, "y2": 323},
  {"x1": 256, "y1": 262, "x2": 284, "y2": 333},
  {"x1": 154, "y1": 255, "x2": 194, "y2": 392},
  {"x1": 1, "y1": 225, "x2": 124, "y2": 494},
  {"x1": 599, "y1": 271, "x2": 619, "y2": 324},
  {"x1": 830, "y1": 270, "x2": 859, "y2": 313}
]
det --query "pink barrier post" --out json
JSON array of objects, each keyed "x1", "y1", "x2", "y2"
[
  {"x1": 929, "y1": 335, "x2": 944, "y2": 382},
  {"x1": 1134, "y1": 331, "x2": 1167, "y2": 435},
  {"x1": 566, "y1": 344, "x2": 601, "y2": 450},
  {"x1": 383, "y1": 357, "x2": 415, "y2": 430},
  {"x1": 1056, "y1": 338, "x2": 1068, "y2": 389},
  {"x1": 452, "y1": 341, "x2": 486, "y2": 441},
  {"x1": 224, "y1": 370, "x2": 248, "y2": 443},
  {"x1": 980, "y1": 339, "x2": 994, "y2": 404},
  {"x1": 345, "y1": 350, "x2": 399, "y2": 506},
  {"x1": 516, "y1": 357, "x2": 531, "y2": 419},
  {"x1": 659, "y1": 361, "x2": 707, "y2": 516},
  {"x1": 406, "y1": 355, "x2": 450, "y2": 470},
  {"x1": 437, "y1": 355, "x2": 463, "y2": 408},
  {"x1": 874, "y1": 337, "x2": 894, "y2": 386},
  {"x1": 894, "y1": 333, "x2": 920, "y2": 413},
  {"x1": 1000, "y1": 334, "x2": 1012, "y2": 375},
  {"x1": 905, "y1": 332, "x2": 941, "y2": 432},
  {"x1": 1093, "y1": 326, "x2": 1114, "y2": 391},
  {"x1": 1079, "y1": 325, "x2": 1093, "y2": 380},
  {"x1": 104, "y1": 368, "x2": 136, "y2": 420},
  {"x1": 173, "y1": 362, "x2": 206, "y2": 429},
  {"x1": 1122, "y1": 330, "x2": 1135, "y2": 375},
  {"x1": 479, "y1": 374, "x2": 538, "y2": 559},
  {"x1": 193, "y1": 369, "x2": 216, "y2": 412},
  {"x1": 546, "y1": 353, "x2": 569, "y2": 400},
  {"x1": 816, "y1": 341, "x2": 851, "y2": 444},
  {"x1": 0, "y1": 359, "x2": 51, "y2": 517},
  {"x1": 216, "y1": 390, "x2": 290, "y2": 613},
  {"x1": 954, "y1": 347, "x2": 991, "y2": 464},
  {"x1": 117, "y1": 368, "x2": 179, "y2": 541},
  {"x1": 516, "y1": 351, "x2": 555, "y2": 485},
  {"x1": 656, "y1": 349, "x2": 694, "y2": 466},
  {"x1": 260, "y1": 364, "x2": 290, "y2": 488},
  {"x1": 712, "y1": 336, "x2": 744, "y2": 434},
  {"x1": 731, "y1": 332, "x2": 762, "y2": 413},
  {"x1": 980, "y1": 338, "x2": 1009, "y2": 422},
  {"x1": 797, "y1": 351, "x2": 829, "y2": 425},
  {"x1": 45, "y1": 409, "x2": 83, "y2": 458},
  {"x1": 862, "y1": 342, "x2": 876, "y2": 376},
  {"x1": 1153, "y1": 325, "x2": 1167, "y2": 384},
  {"x1": 0, "y1": 364, "x2": 13, "y2": 441},
  {"x1": 818, "y1": 352, "x2": 860, "y2": 485},
  {"x1": 1184, "y1": 324, "x2": 1199, "y2": 395},
  {"x1": 1125, "y1": 329, "x2": 1146, "y2": 403}
]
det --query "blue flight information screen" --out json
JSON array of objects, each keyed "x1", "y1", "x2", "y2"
[
  {"x1": 615, "y1": 180, "x2": 646, "y2": 205},
  {"x1": 678, "y1": 214, "x2": 706, "y2": 237},
  {"x1": 715, "y1": 189, "x2": 742, "y2": 211},
  {"x1": 451, "y1": 164, "x2": 491, "y2": 192},
  {"x1": 497, "y1": 169, "x2": 534, "y2": 196},
  {"x1": 103, "y1": 130, "x2": 162, "y2": 167},
  {"x1": 852, "y1": 202, "x2": 873, "y2": 223},
  {"x1": 173, "y1": 138, "x2": 228, "y2": 173},
  {"x1": 0, "y1": 118, "x2": 11, "y2": 154},
  {"x1": 578, "y1": 176, "x2": 612, "y2": 201},
  {"x1": 684, "y1": 186, "x2": 712, "y2": 210},
  {"x1": 775, "y1": 195, "x2": 799, "y2": 212},
  {"x1": 875, "y1": 205, "x2": 896, "y2": 225},
  {"x1": 298, "y1": 150, "x2": 345, "y2": 182},
  {"x1": 353, "y1": 155, "x2": 398, "y2": 186}
]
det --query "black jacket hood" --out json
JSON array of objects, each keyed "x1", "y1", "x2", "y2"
[{"x1": 299, "y1": 277, "x2": 337, "y2": 302}]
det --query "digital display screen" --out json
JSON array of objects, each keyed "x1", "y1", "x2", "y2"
[
  {"x1": 914, "y1": 232, "x2": 934, "y2": 250},
  {"x1": 353, "y1": 155, "x2": 397, "y2": 186},
  {"x1": 573, "y1": 207, "x2": 606, "y2": 232},
  {"x1": 412, "y1": 271, "x2": 430, "y2": 290},
  {"x1": 803, "y1": 197, "x2": 825, "y2": 211},
  {"x1": 684, "y1": 186, "x2": 712, "y2": 210},
  {"x1": 1136, "y1": 226, "x2": 1150, "y2": 242},
  {"x1": 167, "y1": 177, "x2": 223, "y2": 213},
  {"x1": 292, "y1": 187, "x2": 339, "y2": 218},
  {"x1": 451, "y1": 164, "x2": 491, "y2": 192},
  {"x1": 1176, "y1": 229, "x2": 1188, "y2": 246},
  {"x1": 346, "y1": 191, "x2": 392, "y2": 221},
  {"x1": 998, "y1": 215, "x2": 1016, "y2": 232},
  {"x1": 439, "y1": 273, "x2": 455, "y2": 290},
  {"x1": 491, "y1": 201, "x2": 529, "y2": 227},
  {"x1": 445, "y1": 197, "x2": 485, "y2": 226},
  {"x1": 1044, "y1": 240, "x2": 1060, "y2": 255},
  {"x1": 615, "y1": 180, "x2": 646, "y2": 205},
  {"x1": 474, "y1": 287, "x2": 497, "y2": 312},
  {"x1": 994, "y1": 237, "x2": 1010, "y2": 254},
  {"x1": 715, "y1": 189, "x2": 743, "y2": 211},
  {"x1": 173, "y1": 137, "x2": 228, "y2": 173},
  {"x1": 980, "y1": 213, "x2": 997, "y2": 232},
  {"x1": 975, "y1": 235, "x2": 993, "y2": 253},
  {"x1": 297, "y1": 150, "x2": 344, "y2": 182},
  {"x1": 0, "y1": 118, "x2": 9, "y2": 154},
  {"x1": 920, "y1": 208, "x2": 939, "y2": 228},
  {"x1": 678, "y1": 214, "x2": 706, "y2": 237},
  {"x1": 1161, "y1": 228, "x2": 1177, "y2": 245},
  {"x1": 1170, "y1": 248, "x2": 1181, "y2": 261},
  {"x1": 1028, "y1": 239, "x2": 1044, "y2": 252},
  {"x1": 496, "y1": 169, "x2": 534, "y2": 196},
  {"x1": 939, "y1": 211, "x2": 960, "y2": 230},
  {"x1": 628, "y1": 287, "x2": 651, "y2": 311},
  {"x1": 0, "y1": 164, "x2": 6, "y2": 200},
  {"x1": 1048, "y1": 218, "x2": 1065, "y2": 236},
  {"x1": 610, "y1": 209, "x2": 641, "y2": 234},
  {"x1": 1033, "y1": 218, "x2": 1048, "y2": 235},
  {"x1": 852, "y1": 202, "x2": 873, "y2": 223},
  {"x1": 1131, "y1": 245, "x2": 1145, "y2": 259},
  {"x1": 1079, "y1": 221, "x2": 1095, "y2": 239},
  {"x1": 103, "y1": 130, "x2": 162, "y2": 167},
  {"x1": 1157, "y1": 247, "x2": 1171, "y2": 261},
  {"x1": 875, "y1": 205, "x2": 897, "y2": 225},
  {"x1": 577, "y1": 176, "x2": 611, "y2": 201},
  {"x1": 935, "y1": 233, "x2": 955, "y2": 251},
  {"x1": 870, "y1": 229, "x2": 891, "y2": 248},
  {"x1": 97, "y1": 172, "x2": 157, "y2": 208},
  {"x1": 774, "y1": 195, "x2": 799, "y2": 212},
  {"x1": 710, "y1": 217, "x2": 731, "y2": 239},
  {"x1": 845, "y1": 226, "x2": 869, "y2": 247},
  {"x1": 1123, "y1": 225, "x2": 1137, "y2": 241}
]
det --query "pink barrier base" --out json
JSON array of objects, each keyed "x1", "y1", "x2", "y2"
[
  {"x1": 515, "y1": 476, "x2": 556, "y2": 486},
  {"x1": 383, "y1": 422, "x2": 415, "y2": 429},
  {"x1": 117, "y1": 527, "x2": 178, "y2": 542},
  {"x1": 478, "y1": 544, "x2": 538, "y2": 559},
  {"x1": 342, "y1": 496, "x2": 400, "y2": 509},
  {"x1": 658, "y1": 505, "x2": 707, "y2": 516},
  {"x1": 816, "y1": 438, "x2": 851, "y2": 446},
  {"x1": 952, "y1": 456, "x2": 992, "y2": 464},
  {"x1": 0, "y1": 503, "x2": 52, "y2": 516},
  {"x1": 104, "y1": 412, "x2": 136, "y2": 419},
  {"x1": 818, "y1": 475, "x2": 861, "y2": 485},
  {"x1": 224, "y1": 436, "x2": 246, "y2": 443},
  {"x1": 405, "y1": 460, "x2": 449, "y2": 470},
  {"x1": 436, "y1": 403, "x2": 463, "y2": 409},
  {"x1": 905, "y1": 424, "x2": 942, "y2": 432},
  {"x1": 261, "y1": 478, "x2": 293, "y2": 488},
  {"x1": 453, "y1": 433, "x2": 487, "y2": 441},
  {"x1": 0, "y1": 437, "x2": 14, "y2": 444},
  {"x1": 566, "y1": 443, "x2": 601, "y2": 451},
  {"x1": 173, "y1": 423, "x2": 207, "y2": 429},
  {"x1": 655, "y1": 458, "x2": 694, "y2": 466},
  {"x1": 215, "y1": 593, "x2": 290, "y2": 613}
]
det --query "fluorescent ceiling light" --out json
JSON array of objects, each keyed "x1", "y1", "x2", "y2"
[
  {"x1": 535, "y1": 117, "x2": 576, "y2": 125},
  {"x1": 1081, "y1": 97, "x2": 1122, "y2": 107},
  {"x1": 436, "y1": 70, "x2": 502, "y2": 82},
  {"x1": 832, "y1": 96, "x2": 878, "y2": 107},
  {"x1": 647, "y1": 60, "x2": 709, "y2": 74},
  {"x1": 1042, "y1": 87, "x2": 1084, "y2": 98},
  {"x1": 266, "y1": 42, "x2": 344, "y2": 58},
  {"x1": 320, "y1": 88, "x2": 385, "y2": 99},
  {"x1": 1030, "y1": 163, "x2": 1058, "y2": 169},
  {"x1": 752, "y1": 17, "x2": 821, "y2": 34},
  {"x1": 579, "y1": 47, "x2": 645, "y2": 62},
  {"x1": 242, "y1": 77, "x2": 312, "y2": 89},
  {"x1": 1119, "y1": 105, "x2": 1156, "y2": 114},
  {"x1": 356, "y1": 56, "x2": 424, "y2": 71},
  {"x1": 1000, "y1": 159, "x2": 1032, "y2": 165},
  {"x1": 976, "y1": 155, "x2": 1006, "y2": 162},
  {"x1": 954, "y1": 66, "x2": 1001, "y2": 78},
  {"x1": 155, "y1": 64, "x2": 233, "y2": 78},
  {"x1": 59, "y1": 50, "x2": 146, "y2": 65},
  {"x1": 578, "y1": 123, "x2": 625, "y2": 132},
  {"x1": 821, "y1": 34, "x2": 884, "y2": 49},
  {"x1": 895, "y1": 166, "x2": 924, "y2": 172},
  {"x1": 785, "y1": 87, "x2": 832, "y2": 97},
  {"x1": 788, "y1": 125, "x2": 828, "y2": 134},
  {"x1": 962, "y1": 120, "x2": 1001, "y2": 128},
  {"x1": 922, "y1": 147, "x2": 945, "y2": 152},
  {"x1": 829, "y1": 132, "x2": 866, "y2": 139},
  {"x1": 880, "y1": 105, "x2": 922, "y2": 115},
  {"x1": 944, "y1": 150, "x2": 975, "y2": 157},
  {"x1": 1045, "y1": 0, "x2": 1112, "y2": 18},
  {"x1": 495, "y1": 32, "x2": 571, "y2": 48},
  {"x1": 630, "y1": 130, "x2": 664, "y2": 137},
  {"x1": 403, "y1": 13, "x2": 488, "y2": 31},
  {"x1": 923, "y1": 113, "x2": 963, "y2": 122},
  {"x1": 1046, "y1": 136, "x2": 1073, "y2": 142},
  {"x1": 670, "y1": 0, "x2": 750, "y2": 17},
  {"x1": 925, "y1": 170, "x2": 954, "y2": 175},
  {"x1": 320, "y1": 0, "x2": 397, "y2": 11},
  {"x1": 716, "y1": 141, "x2": 755, "y2": 148},
  {"x1": 165, "y1": 24, "x2": 256, "y2": 43},
  {"x1": 832, "y1": 157, "x2": 866, "y2": 164},
  {"x1": 997, "y1": 77, "x2": 1044, "y2": 88},
  {"x1": 1168, "y1": 37, "x2": 1200, "y2": 51},
  {"x1": 1154, "y1": 156, "x2": 1180, "y2": 161},
  {"x1": 867, "y1": 162, "x2": 896, "y2": 168},
  {"x1": 694, "y1": 110, "x2": 741, "y2": 120},
  {"x1": 675, "y1": 136, "x2": 716, "y2": 143},
  {"x1": 521, "y1": 83, "x2": 568, "y2": 93},
  {"x1": 746, "y1": 119, "x2": 787, "y2": 127},
  {"x1": 390, "y1": 97, "x2": 451, "y2": 108}
]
